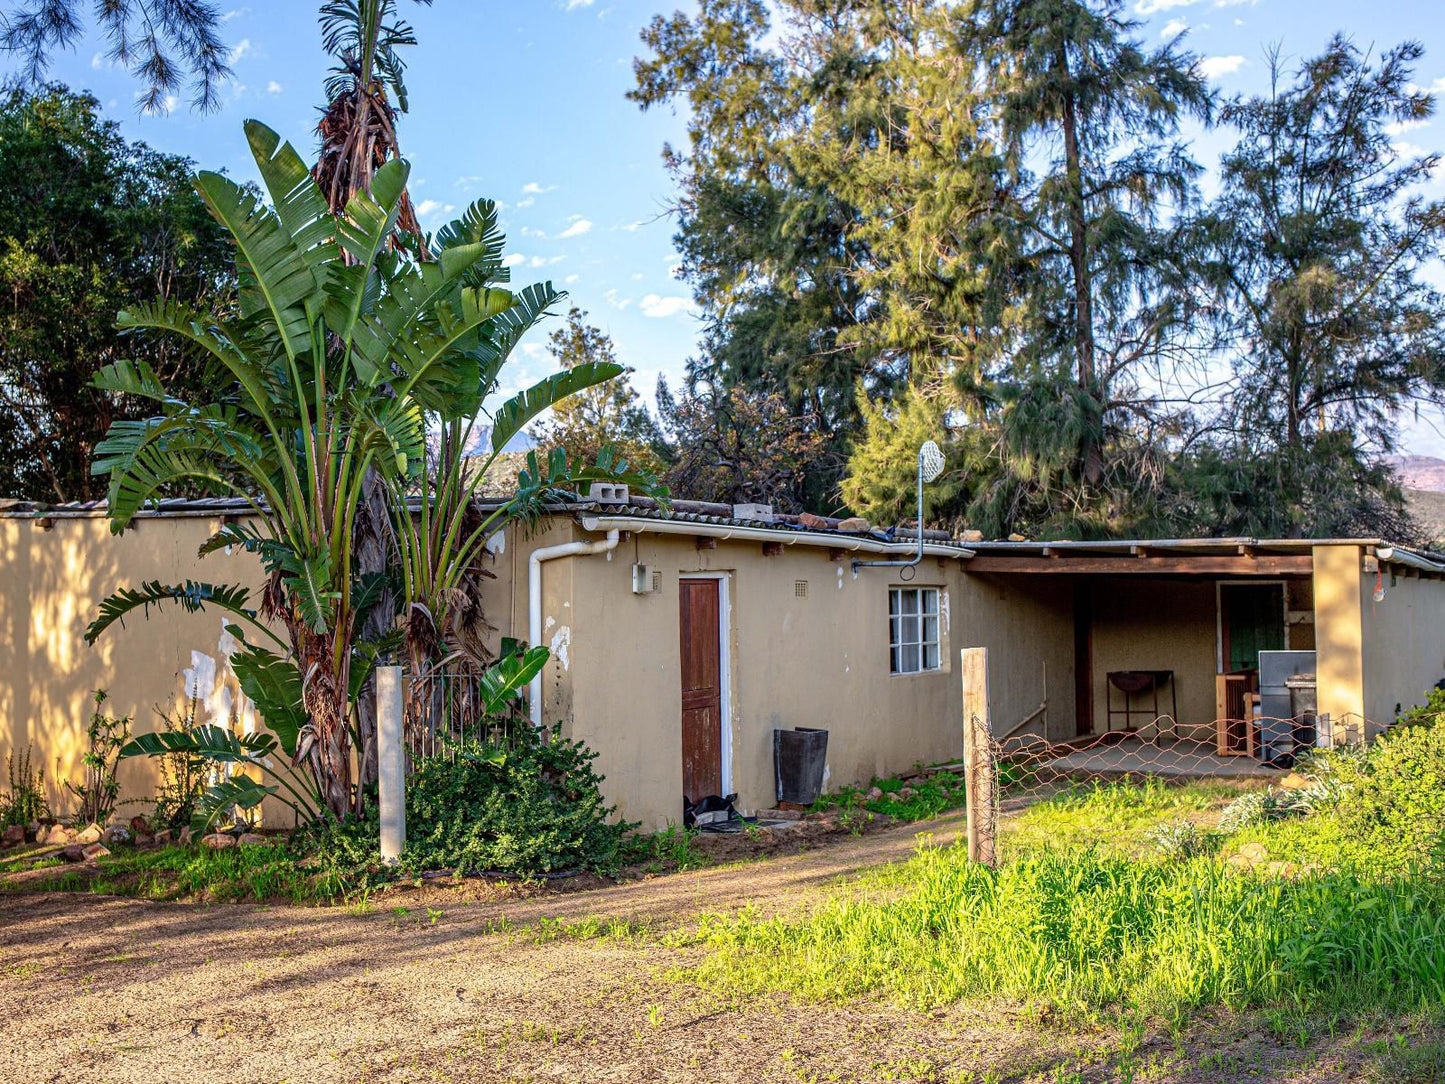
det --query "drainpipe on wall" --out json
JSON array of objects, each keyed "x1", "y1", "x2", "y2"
[{"x1": 527, "y1": 529, "x2": 621, "y2": 727}]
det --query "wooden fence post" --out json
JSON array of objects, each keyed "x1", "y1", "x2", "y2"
[
  {"x1": 377, "y1": 665, "x2": 405, "y2": 864},
  {"x1": 962, "y1": 647, "x2": 997, "y2": 867}
]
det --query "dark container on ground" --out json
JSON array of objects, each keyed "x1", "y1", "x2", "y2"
[{"x1": 774, "y1": 727, "x2": 829, "y2": 805}]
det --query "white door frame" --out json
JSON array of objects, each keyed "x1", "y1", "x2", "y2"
[
  {"x1": 681, "y1": 572, "x2": 733, "y2": 795},
  {"x1": 1215, "y1": 579, "x2": 1289, "y2": 673}
]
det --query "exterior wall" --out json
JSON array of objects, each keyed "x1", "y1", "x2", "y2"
[
  {"x1": 1084, "y1": 578, "x2": 1219, "y2": 736},
  {"x1": 954, "y1": 574, "x2": 1075, "y2": 741},
  {"x1": 1360, "y1": 569, "x2": 1445, "y2": 730},
  {"x1": 557, "y1": 531, "x2": 978, "y2": 829},
  {"x1": 0, "y1": 512, "x2": 268, "y2": 817},
  {"x1": 1313, "y1": 544, "x2": 1366, "y2": 735}
]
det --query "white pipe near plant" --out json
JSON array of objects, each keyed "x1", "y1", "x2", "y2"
[
  {"x1": 578, "y1": 515, "x2": 974, "y2": 561},
  {"x1": 528, "y1": 529, "x2": 621, "y2": 727}
]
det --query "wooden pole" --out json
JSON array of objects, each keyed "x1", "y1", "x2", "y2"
[{"x1": 961, "y1": 647, "x2": 994, "y2": 866}]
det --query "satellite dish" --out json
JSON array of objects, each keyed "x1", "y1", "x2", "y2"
[{"x1": 918, "y1": 440, "x2": 945, "y2": 484}]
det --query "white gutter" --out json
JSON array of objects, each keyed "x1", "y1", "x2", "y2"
[
  {"x1": 528, "y1": 529, "x2": 621, "y2": 727},
  {"x1": 1373, "y1": 545, "x2": 1445, "y2": 574},
  {"x1": 578, "y1": 515, "x2": 975, "y2": 561}
]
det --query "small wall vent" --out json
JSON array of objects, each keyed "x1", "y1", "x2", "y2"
[
  {"x1": 652, "y1": 571, "x2": 662, "y2": 593},
  {"x1": 794, "y1": 580, "x2": 809, "y2": 598}
]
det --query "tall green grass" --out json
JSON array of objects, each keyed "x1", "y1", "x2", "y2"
[{"x1": 691, "y1": 841, "x2": 1445, "y2": 1020}]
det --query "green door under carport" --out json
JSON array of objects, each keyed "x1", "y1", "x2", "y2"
[{"x1": 1220, "y1": 583, "x2": 1286, "y2": 672}]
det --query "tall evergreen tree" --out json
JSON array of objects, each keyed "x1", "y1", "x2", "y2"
[
  {"x1": 1183, "y1": 37, "x2": 1445, "y2": 539},
  {"x1": 530, "y1": 308, "x2": 663, "y2": 475}
]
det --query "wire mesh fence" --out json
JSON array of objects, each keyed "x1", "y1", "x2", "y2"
[
  {"x1": 402, "y1": 662, "x2": 523, "y2": 770},
  {"x1": 962, "y1": 711, "x2": 1374, "y2": 868}
]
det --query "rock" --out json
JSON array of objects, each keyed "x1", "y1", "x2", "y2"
[
  {"x1": 102, "y1": 825, "x2": 131, "y2": 845},
  {"x1": 836, "y1": 517, "x2": 871, "y2": 532},
  {"x1": 767, "y1": 809, "x2": 802, "y2": 821},
  {"x1": 152, "y1": 829, "x2": 173, "y2": 846},
  {"x1": 178, "y1": 827, "x2": 193, "y2": 845},
  {"x1": 200, "y1": 833, "x2": 236, "y2": 849},
  {"x1": 899, "y1": 787, "x2": 914, "y2": 800},
  {"x1": 81, "y1": 843, "x2": 110, "y2": 860},
  {"x1": 237, "y1": 832, "x2": 267, "y2": 847},
  {"x1": 866, "y1": 787, "x2": 883, "y2": 801},
  {"x1": 60, "y1": 844, "x2": 85, "y2": 862},
  {"x1": 2, "y1": 824, "x2": 24, "y2": 847},
  {"x1": 1226, "y1": 852, "x2": 1254, "y2": 870},
  {"x1": 960, "y1": 529, "x2": 984, "y2": 543},
  {"x1": 798, "y1": 511, "x2": 831, "y2": 530},
  {"x1": 44, "y1": 824, "x2": 74, "y2": 845},
  {"x1": 1008, "y1": 533, "x2": 1027, "y2": 542},
  {"x1": 135, "y1": 833, "x2": 153, "y2": 847},
  {"x1": 129, "y1": 815, "x2": 150, "y2": 834},
  {"x1": 1279, "y1": 772, "x2": 1310, "y2": 790},
  {"x1": 74, "y1": 823, "x2": 103, "y2": 845},
  {"x1": 1239, "y1": 841, "x2": 1269, "y2": 862}
]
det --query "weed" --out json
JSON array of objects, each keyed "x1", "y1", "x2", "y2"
[{"x1": 2, "y1": 745, "x2": 47, "y2": 828}]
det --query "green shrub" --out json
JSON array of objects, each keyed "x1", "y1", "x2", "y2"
[
  {"x1": 2, "y1": 745, "x2": 47, "y2": 828},
  {"x1": 65, "y1": 689, "x2": 130, "y2": 826},
  {"x1": 1146, "y1": 819, "x2": 1219, "y2": 859},
  {"x1": 1333, "y1": 716, "x2": 1445, "y2": 870},
  {"x1": 308, "y1": 729, "x2": 632, "y2": 881},
  {"x1": 1395, "y1": 685, "x2": 1445, "y2": 729},
  {"x1": 146, "y1": 698, "x2": 211, "y2": 830},
  {"x1": 1218, "y1": 788, "x2": 1307, "y2": 832}
]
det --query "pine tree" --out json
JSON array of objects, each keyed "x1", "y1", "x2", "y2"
[{"x1": 530, "y1": 308, "x2": 663, "y2": 475}]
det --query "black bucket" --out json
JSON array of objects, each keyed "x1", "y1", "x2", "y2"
[{"x1": 774, "y1": 727, "x2": 829, "y2": 805}]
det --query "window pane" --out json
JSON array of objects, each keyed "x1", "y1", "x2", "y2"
[
  {"x1": 890, "y1": 645, "x2": 901, "y2": 673},
  {"x1": 923, "y1": 615, "x2": 938, "y2": 648},
  {"x1": 900, "y1": 590, "x2": 918, "y2": 615},
  {"x1": 889, "y1": 590, "x2": 900, "y2": 617},
  {"x1": 901, "y1": 615, "x2": 919, "y2": 647},
  {"x1": 922, "y1": 589, "x2": 938, "y2": 614},
  {"x1": 923, "y1": 642, "x2": 939, "y2": 670},
  {"x1": 900, "y1": 643, "x2": 920, "y2": 673}
]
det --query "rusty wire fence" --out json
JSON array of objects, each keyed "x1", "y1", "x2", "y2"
[
  {"x1": 961, "y1": 710, "x2": 1374, "y2": 867},
  {"x1": 402, "y1": 663, "x2": 527, "y2": 771}
]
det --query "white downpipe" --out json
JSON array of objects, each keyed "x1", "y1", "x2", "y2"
[
  {"x1": 579, "y1": 515, "x2": 974, "y2": 561},
  {"x1": 528, "y1": 529, "x2": 621, "y2": 727}
]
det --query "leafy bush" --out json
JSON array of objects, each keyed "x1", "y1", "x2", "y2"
[
  {"x1": 405, "y1": 730, "x2": 632, "y2": 876},
  {"x1": 1332, "y1": 715, "x2": 1445, "y2": 870},
  {"x1": 147, "y1": 699, "x2": 211, "y2": 830},
  {"x1": 1395, "y1": 685, "x2": 1445, "y2": 729},
  {"x1": 1218, "y1": 788, "x2": 1308, "y2": 832},
  {"x1": 1146, "y1": 819, "x2": 1219, "y2": 859},
  {"x1": 2, "y1": 745, "x2": 47, "y2": 827},
  {"x1": 308, "y1": 729, "x2": 633, "y2": 880},
  {"x1": 65, "y1": 689, "x2": 130, "y2": 825}
]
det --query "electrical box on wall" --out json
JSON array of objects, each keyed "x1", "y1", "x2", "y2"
[{"x1": 632, "y1": 563, "x2": 655, "y2": 594}]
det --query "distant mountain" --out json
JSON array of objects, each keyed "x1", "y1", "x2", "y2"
[{"x1": 1386, "y1": 455, "x2": 1445, "y2": 493}]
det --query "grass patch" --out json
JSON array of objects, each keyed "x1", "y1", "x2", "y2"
[
  {"x1": 690, "y1": 838, "x2": 1445, "y2": 1023},
  {"x1": 812, "y1": 767, "x2": 968, "y2": 821},
  {"x1": 1, "y1": 843, "x2": 357, "y2": 905}
]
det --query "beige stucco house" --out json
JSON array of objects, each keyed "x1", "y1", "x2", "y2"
[{"x1": 4, "y1": 494, "x2": 1445, "y2": 829}]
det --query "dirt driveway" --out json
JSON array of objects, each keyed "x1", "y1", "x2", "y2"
[{"x1": 0, "y1": 813, "x2": 1429, "y2": 1083}]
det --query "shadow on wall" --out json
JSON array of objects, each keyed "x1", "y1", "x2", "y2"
[{"x1": 0, "y1": 514, "x2": 266, "y2": 818}]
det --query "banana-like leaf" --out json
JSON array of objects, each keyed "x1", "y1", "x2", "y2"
[
  {"x1": 490, "y1": 362, "x2": 624, "y2": 452},
  {"x1": 194, "y1": 775, "x2": 280, "y2": 829},
  {"x1": 434, "y1": 199, "x2": 509, "y2": 287},
  {"x1": 92, "y1": 357, "x2": 180, "y2": 406},
  {"x1": 87, "y1": 581, "x2": 264, "y2": 646},
  {"x1": 227, "y1": 640, "x2": 305, "y2": 757},
  {"x1": 284, "y1": 548, "x2": 336, "y2": 634},
  {"x1": 120, "y1": 723, "x2": 277, "y2": 764},
  {"x1": 477, "y1": 646, "x2": 551, "y2": 715},
  {"x1": 244, "y1": 121, "x2": 336, "y2": 273},
  {"x1": 323, "y1": 158, "x2": 408, "y2": 340}
]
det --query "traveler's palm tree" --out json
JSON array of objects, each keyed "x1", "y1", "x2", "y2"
[{"x1": 85, "y1": 121, "x2": 628, "y2": 818}]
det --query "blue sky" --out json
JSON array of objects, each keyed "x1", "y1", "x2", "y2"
[{"x1": 7, "y1": 0, "x2": 1445, "y2": 452}]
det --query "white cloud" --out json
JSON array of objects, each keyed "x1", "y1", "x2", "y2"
[
  {"x1": 144, "y1": 94, "x2": 180, "y2": 116},
  {"x1": 502, "y1": 254, "x2": 526, "y2": 268},
  {"x1": 516, "y1": 197, "x2": 535, "y2": 208},
  {"x1": 229, "y1": 38, "x2": 252, "y2": 63},
  {"x1": 621, "y1": 220, "x2": 644, "y2": 232},
  {"x1": 556, "y1": 217, "x2": 593, "y2": 239},
  {"x1": 603, "y1": 288, "x2": 632, "y2": 310},
  {"x1": 565, "y1": 0, "x2": 596, "y2": 8},
  {"x1": 1135, "y1": 0, "x2": 1194, "y2": 13},
  {"x1": 1394, "y1": 140, "x2": 1428, "y2": 160},
  {"x1": 520, "y1": 342, "x2": 551, "y2": 361},
  {"x1": 639, "y1": 294, "x2": 694, "y2": 319},
  {"x1": 1386, "y1": 118, "x2": 1428, "y2": 136},
  {"x1": 1198, "y1": 55, "x2": 1246, "y2": 80},
  {"x1": 266, "y1": 80, "x2": 283, "y2": 94},
  {"x1": 1433, "y1": 77, "x2": 1445, "y2": 92},
  {"x1": 1161, "y1": 18, "x2": 1188, "y2": 38},
  {"x1": 415, "y1": 199, "x2": 455, "y2": 219},
  {"x1": 221, "y1": 8, "x2": 247, "y2": 22},
  {"x1": 529, "y1": 255, "x2": 565, "y2": 268},
  {"x1": 631, "y1": 273, "x2": 645, "y2": 281},
  {"x1": 522, "y1": 182, "x2": 557, "y2": 195},
  {"x1": 91, "y1": 52, "x2": 106, "y2": 70},
  {"x1": 564, "y1": 274, "x2": 580, "y2": 284}
]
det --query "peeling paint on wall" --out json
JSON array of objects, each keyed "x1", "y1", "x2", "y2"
[
  {"x1": 941, "y1": 590, "x2": 951, "y2": 634},
  {"x1": 837, "y1": 567, "x2": 844, "y2": 589},
  {"x1": 484, "y1": 528, "x2": 505, "y2": 556},
  {"x1": 550, "y1": 625, "x2": 572, "y2": 671}
]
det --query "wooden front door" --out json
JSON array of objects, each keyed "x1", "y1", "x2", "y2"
[{"x1": 680, "y1": 578, "x2": 723, "y2": 803}]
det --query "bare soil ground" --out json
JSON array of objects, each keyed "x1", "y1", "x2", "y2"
[{"x1": 1, "y1": 811, "x2": 1438, "y2": 1083}]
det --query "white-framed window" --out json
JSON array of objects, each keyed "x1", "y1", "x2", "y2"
[{"x1": 889, "y1": 587, "x2": 940, "y2": 674}]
